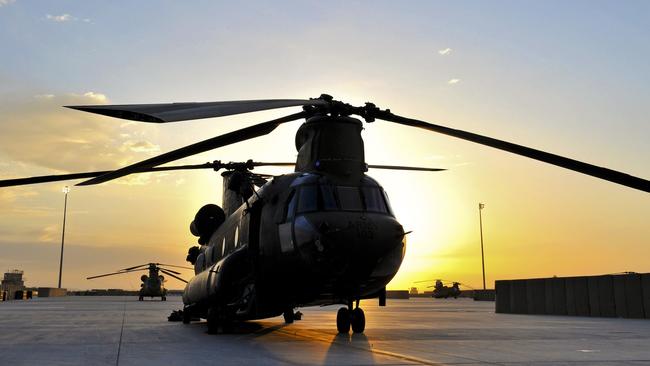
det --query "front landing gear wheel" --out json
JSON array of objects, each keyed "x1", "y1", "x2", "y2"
[
  {"x1": 336, "y1": 307, "x2": 350, "y2": 333},
  {"x1": 351, "y1": 307, "x2": 365, "y2": 333}
]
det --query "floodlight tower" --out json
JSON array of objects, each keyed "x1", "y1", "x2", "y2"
[
  {"x1": 478, "y1": 203, "x2": 486, "y2": 290},
  {"x1": 57, "y1": 186, "x2": 70, "y2": 288}
]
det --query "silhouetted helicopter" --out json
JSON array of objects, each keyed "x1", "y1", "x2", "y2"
[
  {"x1": 1, "y1": 94, "x2": 648, "y2": 334},
  {"x1": 415, "y1": 279, "x2": 474, "y2": 298},
  {"x1": 87, "y1": 263, "x2": 190, "y2": 301}
]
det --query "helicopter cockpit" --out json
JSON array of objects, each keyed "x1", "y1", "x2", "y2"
[{"x1": 286, "y1": 174, "x2": 394, "y2": 217}]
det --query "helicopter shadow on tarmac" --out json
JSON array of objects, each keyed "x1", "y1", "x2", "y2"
[
  {"x1": 181, "y1": 320, "x2": 376, "y2": 364},
  {"x1": 324, "y1": 333, "x2": 375, "y2": 365}
]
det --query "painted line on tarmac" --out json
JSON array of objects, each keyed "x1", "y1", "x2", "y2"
[{"x1": 274, "y1": 327, "x2": 444, "y2": 366}]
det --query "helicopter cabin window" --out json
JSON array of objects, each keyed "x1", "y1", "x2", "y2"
[
  {"x1": 285, "y1": 190, "x2": 297, "y2": 222},
  {"x1": 337, "y1": 186, "x2": 363, "y2": 211},
  {"x1": 195, "y1": 252, "x2": 205, "y2": 272}
]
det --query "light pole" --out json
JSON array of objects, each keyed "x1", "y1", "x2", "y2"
[
  {"x1": 478, "y1": 203, "x2": 486, "y2": 290},
  {"x1": 58, "y1": 186, "x2": 70, "y2": 289}
]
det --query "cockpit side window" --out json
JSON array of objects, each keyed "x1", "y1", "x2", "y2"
[
  {"x1": 382, "y1": 189, "x2": 394, "y2": 216},
  {"x1": 362, "y1": 187, "x2": 387, "y2": 213}
]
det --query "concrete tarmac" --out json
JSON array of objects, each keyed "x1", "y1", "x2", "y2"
[{"x1": 1, "y1": 296, "x2": 649, "y2": 365}]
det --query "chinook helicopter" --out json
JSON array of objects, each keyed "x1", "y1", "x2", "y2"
[
  {"x1": 415, "y1": 279, "x2": 472, "y2": 298},
  {"x1": 1, "y1": 94, "x2": 648, "y2": 334},
  {"x1": 87, "y1": 263, "x2": 190, "y2": 301}
]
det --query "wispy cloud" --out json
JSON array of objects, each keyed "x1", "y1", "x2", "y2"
[
  {"x1": 45, "y1": 13, "x2": 91, "y2": 23},
  {"x1": 438, "y1": 48, "x2": 452, "y2": 55},
  {"x1": 0, "y1": 92, "x2": 161, "y2": 173},
  {"x1": 0, "y1": 0, "x2": 15, "y2": 7},
  {"x1": 120, "y1": 140, "x2": 160, "y2": 154},
  {"x1": 38, "y1": 224, "x2": 59, "y2": 243},
  {"x1": 46, "y1": 14, "x2": 73, "y2": 22},
  {"x1": 448, "y1": 78, "x2": 460, "y2": 85}
]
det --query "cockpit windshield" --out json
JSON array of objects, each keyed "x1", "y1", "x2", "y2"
[{"x1": 288, "y1": 183, "x2": 392, "y2": 215}]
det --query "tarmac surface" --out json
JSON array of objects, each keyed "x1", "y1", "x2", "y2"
[{"x1": 1, "y1": 296, "x2": 649, "y2": 365}]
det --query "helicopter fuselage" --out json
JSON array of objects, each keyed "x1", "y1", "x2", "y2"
[
  {"x1": 181, "y1": 113, "x2": 410, "y2": 325},
  {"x1": 182, "y1": 171, "x2": 406, "y2": 319}
]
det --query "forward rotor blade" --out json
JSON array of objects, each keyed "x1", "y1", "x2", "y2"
[
  {"x1": 368, "y1": 164, "x2": 445, "y2": 172},
  {"x1": 159, "y1": 269, "x2": 188, "y2": 283},
  {"x1": 155, "y1": 263, "x2": 194, "y2": 270},
  {"x1": 66, "y1": 99, "x2": 325, "y2": 123},
  {"x1": 375, "y1": 110, "x2": 650, "y2": 193},
  {"x1": 77, "y1": 111, "x2": 307, "y2": 186},
  {"x1": 86, "y1": 268, "x2": 146, "y2": 280}
]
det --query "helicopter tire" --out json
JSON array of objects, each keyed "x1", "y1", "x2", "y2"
[
  {"x1": 207, "y1": 306, "x2": 220, "y2": 334},
  {"x1": 182, "y1": 308, "x2": 192, "y2": 324},
  {"x1": 351, "y1": 307, "x2": 365, "y2": 333},
  {"x1": 283, "y1": 309, "x2": 294, "y2": 324},
  {"x1": 336, "y1": 307, "x2": 350, "y2": 333}
]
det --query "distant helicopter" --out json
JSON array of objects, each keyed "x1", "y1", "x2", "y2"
[
  {"x1": 1, "y1": 94, "x2": 648, "y2": 334},
  {"x1": 416, "y1": 279, "x2": 474, "y2": 299},
  {"x1": 87, "y1": 263, "x2": 190, "y2": 301}
]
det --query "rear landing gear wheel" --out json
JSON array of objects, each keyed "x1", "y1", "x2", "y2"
[
  {"x1": 207, "y1": 306, "x2": 220, "y2": 334},
  {"x1": 351, "y1": 307, "x2": 365, "y2": 333},
  {"x1": 336, "y1": 307, "x2": 350, "y2": 333},
  {"x1": 283, "y1": 309, "x2": 294, "y2": 324},
  {"x1": 182, "y1": 307, "x2": 192, "y2": 324}
]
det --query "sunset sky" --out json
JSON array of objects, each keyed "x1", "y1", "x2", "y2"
[{"x1": 1, "y1": 1, "x2": 649, "y2": 291}]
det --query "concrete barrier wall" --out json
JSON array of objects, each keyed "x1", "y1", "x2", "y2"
[{"x1": 495, "y1": 273, "x2": 650, "y2": 319}]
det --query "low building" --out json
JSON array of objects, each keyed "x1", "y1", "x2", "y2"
[{"x1": 1, "y1": 270, "x2": 26, "y2": 300}]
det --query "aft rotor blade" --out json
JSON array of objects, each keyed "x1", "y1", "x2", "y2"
[
  {"x1": 250, "y1": 162, "x2": 445, "y2": 172},
  {"x1": 86, "y1": 268, "x2": 146, "y2": 280},
  {"x1": 251, "y1": 162, "x2": 296, "y2": 167},
  {"x1": 155, "y1": 263, "x2": 194, "y2": 270},
  {"x1": 66, "y1": 99, "x2": 326, "y2": 123},
  {"x1": 158, "y1": 267, "x2": 181, "y2": 275},
  {"x1": 374, "y1": 110, "x2": 650, "y2": 193},
  {"x1": 0, "y1": 162, "x2": 301, "y2": 188},
  {"x1": 77, "y1": 111, "x2": 307, "y2": 186},
  {"x1": 368, "y1": 164, "x2": 445, "y2": 172},
  {"x1": 159, "y1": 269, "x2": 188, "y2": 283},
  {"x1": 121, "y1": 263, "x2": 150, "y2": 271},
  {"x1": 0, "y1": 163, "x2": 219, "y2": 188}
]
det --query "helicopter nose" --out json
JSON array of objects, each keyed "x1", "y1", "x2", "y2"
[{"x1": 293, "y1": 213, "x2": 405, "y2": 276}]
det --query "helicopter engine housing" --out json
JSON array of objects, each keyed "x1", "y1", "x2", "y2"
[{"x1": 190, "y1": 204, "x2": 226, "y2": 244}]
